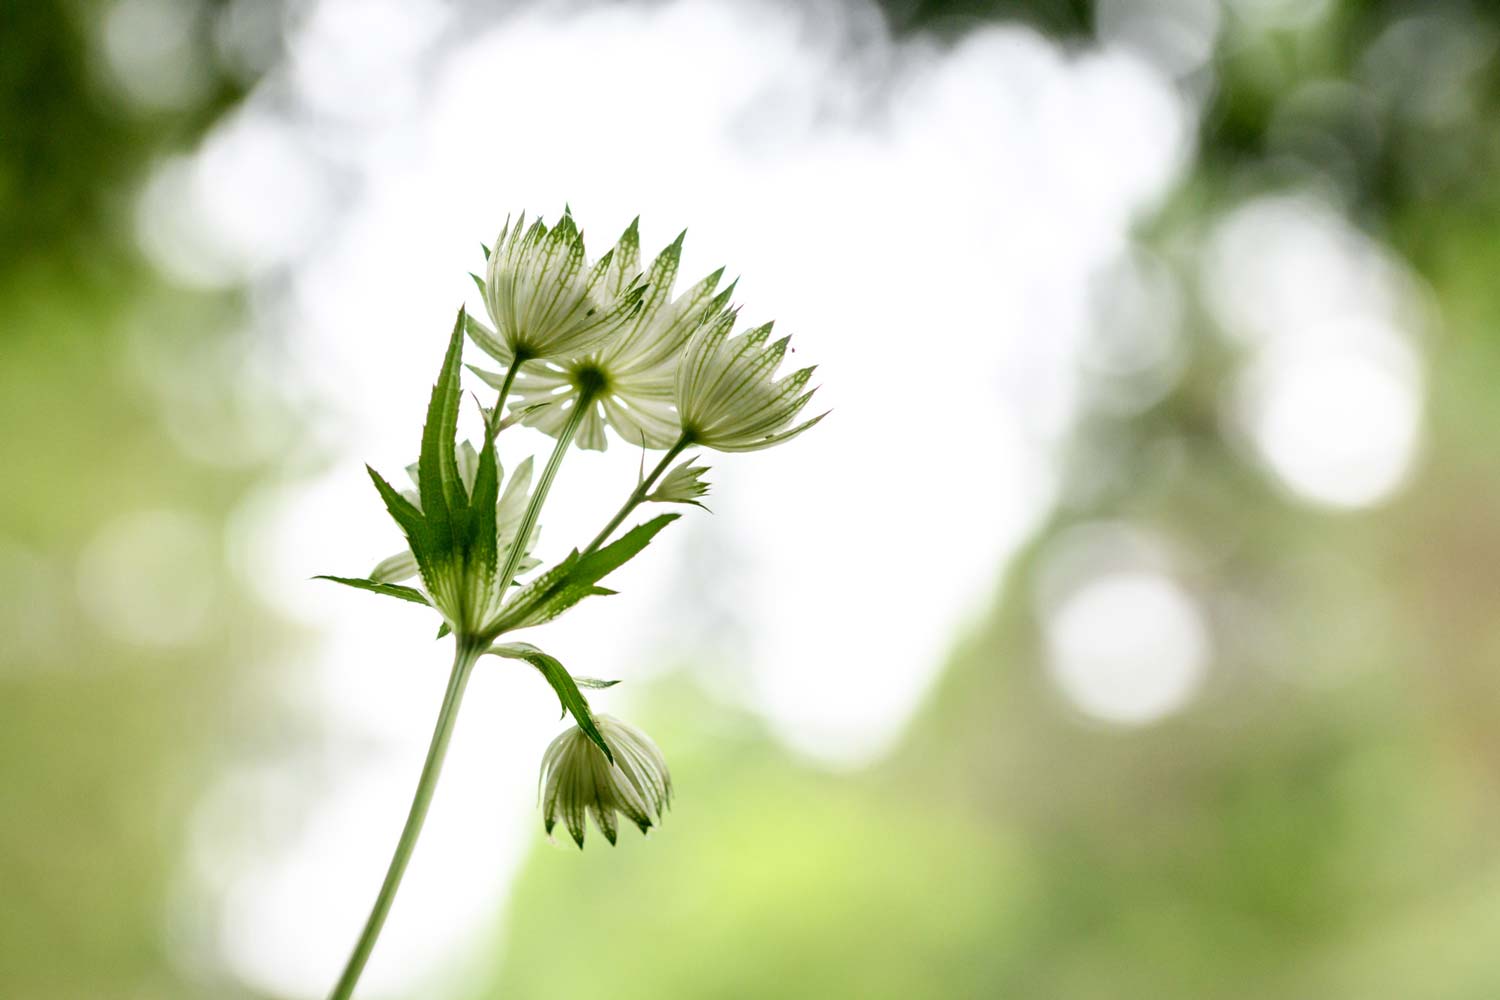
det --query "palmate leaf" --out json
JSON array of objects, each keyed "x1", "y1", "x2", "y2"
[
  {"x1": 315, "y1": 575, "x2": 431, "y2": 607},
  {"x1": 487, "y1": 642, "x2": 614, "y2": 761},
  {"x1": 351, "y1": 308, "x2": 485, "y2": 629},
  {"x1": 487, "y1": 513, "x2": 680, "y2": 634}
]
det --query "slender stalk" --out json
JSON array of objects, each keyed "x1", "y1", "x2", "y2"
[
  {"x1": 582, "y1": 434, "x2": 690, "y2": 557},
  {"x1": 494, "y1": 389, "x2": 595, "y2": 598},
  {"x1": 484, "y1": 354, "x2": 525, "y2": 435},
  {"x1": 327, "y1": 639, "x2": 484, "y2": 1000}
]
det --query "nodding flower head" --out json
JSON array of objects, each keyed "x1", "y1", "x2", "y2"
[
  {"x1": 675, "y1": 307, "x2": 825, "y2": 452},
  {"x1": 539, "y1": 715, "x2": 671, "y2": 847},
  {"x1": 467, "y1": 209, "x2": 645, "y2": 366}
]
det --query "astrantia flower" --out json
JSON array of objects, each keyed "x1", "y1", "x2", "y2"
[
  {"x1": 465, "y1": 209, "x2": 645, "y2": 367},
  {"x1": 539, "y1": 714, "x2": 671, "y2": 847},
  {"x1": 474, "y1": 218, "x2": 732, "y2": 451},
  {"x1": 675, "y1": 307, "x2": 825, "y2": 452}
]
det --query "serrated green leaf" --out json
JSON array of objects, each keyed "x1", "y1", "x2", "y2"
[
  {"x1": 419, "y1": 309, "x2": 471, "y2": 556},
  {"x1": 491, "y1": 554, "x2": 579, "y2": 629},
  {"x1": 367, "y1": 465, "x2": 428, "y2": 554},
  {"x1": 487, "y1": 513, "x2": 679, "y2": 634},
  {"x1": 487, "y1": 642, "x2": 613, "y2": 762},
  {"x1": 574, "y1": 512, "x2": 679, "y2": 582},
  {"x1": 315, "y1": 575, "x2": 431, "y2": 607}
]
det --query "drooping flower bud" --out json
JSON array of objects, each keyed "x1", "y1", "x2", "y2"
[{"x1": 539, "y1": 715, "x2": 671, "y2": 847}]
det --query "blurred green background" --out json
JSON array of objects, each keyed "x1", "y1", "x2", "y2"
[{"x1": 4, "y1": 1, "x2": 1500, "y2": 998}]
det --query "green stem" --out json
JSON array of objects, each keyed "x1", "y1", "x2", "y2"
[
  {"x1": 494, "y1": 389, "x2": 594, "y2": 599},
  {"x1": 582, "y1": 435, "x2": 691, "y2": 557},
  {"x1": 485, "y1": 354, "x2": 525, "y2": 435},
  {"x1": 327, "y1": 639, "x2": 484, "y2": 1000}
]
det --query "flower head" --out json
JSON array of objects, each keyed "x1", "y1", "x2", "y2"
[
  {"x1": 675, "y1": 307, "x2": 825, "y2": 452},
  {"x1": 475, "y1": 218, "x2": 732, "y2": 451},
  {"x1": 539, "y1": 714, "x2": 671, "y2": 847},
  {"x1": 466, "y1": 209, "x2": 645, "y2": 366}
]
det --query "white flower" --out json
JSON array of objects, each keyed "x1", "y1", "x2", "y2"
[
  {"x1": 539, "y1": 714, "x2": 672, "y2": 847},
  {"x1": 474, "y1": 218, "x2": 731, "y2": 451},
  {"x1": 465, "y1": 209, "x2": 644, "y2": 366},
  {"x1": 369, "y1": 441, "x2": 535, "y2": 584},
  {"x1": 675, "y1": 307, "x2": 825, "y2": 452}
]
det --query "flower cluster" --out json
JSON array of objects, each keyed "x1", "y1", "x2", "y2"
[
  {"x1": 317, "y1": 207, "x2": 824, "y2": 998},
  {"x1": 468, "y1": 209, "x2": 823, "y2": 454}
]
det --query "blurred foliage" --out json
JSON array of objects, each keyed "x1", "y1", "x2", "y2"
[
  {"x1": 0, "y1": 1, "x2": 246, "y2": 277},
  {"x1": 0, "y1": 2, "x2": 289, "y2": 998},
  {"x1": 879, "y1": 0, "x2": 1092, "y2": 36}
]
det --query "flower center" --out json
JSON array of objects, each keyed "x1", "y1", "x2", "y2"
[{"x1": 572, "y1": 364, "x2": 609, "y2": 397}]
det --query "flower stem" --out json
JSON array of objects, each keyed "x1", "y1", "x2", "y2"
[
  {"x1": 484, "y1": 354, "x2": 525, "y2": 435},
  {"x1": 582, "y1": 435, "x2": 690, "y2": 557},
  {"x1": 327, "y1": 639, "x2": 484, "y2": 1000},
  {"x1": 494, "y1": 389, "x2": 594, "y2": 599}
]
